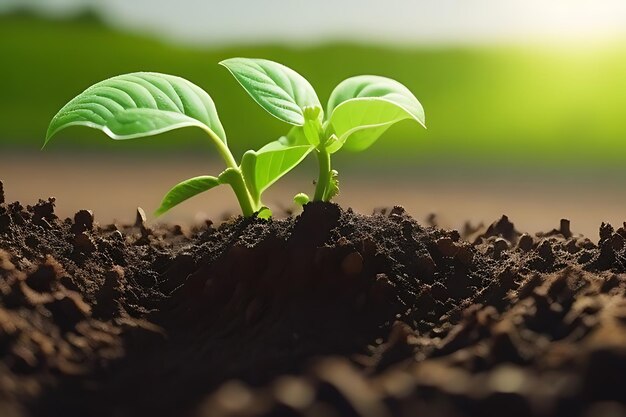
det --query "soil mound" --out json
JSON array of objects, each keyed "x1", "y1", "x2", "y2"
[{"x1": 0, "y1": 181, "x2": 625, "y2": 417}]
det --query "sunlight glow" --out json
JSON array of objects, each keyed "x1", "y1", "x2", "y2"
[{"x1": 2, "y1": 0, "x2": 626, "y2": 45}]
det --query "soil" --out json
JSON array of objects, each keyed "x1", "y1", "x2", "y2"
[{"x1": 1, "y1": 179, "x2": 625, "y2": 417}]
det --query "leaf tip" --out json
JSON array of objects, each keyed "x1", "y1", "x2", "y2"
[
  {"x1": 218, "y1": 57, "x2": 239, "y2": 69},
  {"x1": 411, "y1": 109, "x2": 426, "y2": 130},
  {"x1": 42, "y1": 128, "x2": 56, "y2": 150}
]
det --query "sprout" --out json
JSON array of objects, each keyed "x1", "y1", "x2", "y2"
[
  {"x1": 46, "y1": 59, "x2": 426, "y2": 217},
  {"x1": 221, "y1": 58, "x2": 426, "y2": 203}
]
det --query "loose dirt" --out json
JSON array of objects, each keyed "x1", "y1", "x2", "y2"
[{"x1": 1, "y1": 180, "x2": 625, "y2": 417}]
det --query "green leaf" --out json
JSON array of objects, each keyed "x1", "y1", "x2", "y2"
[
  {"x1": 293, "y1": 193, "x2": 310, "y2": 206},
  {"x1": 241, "y1": 136, "x2": 314, "y2": 203},
  {"x1": 155, "y1": 175, "x2": 221, "y2": 216},
  {"x1": 257, "y1": 207, "x2": 273, "y2": 219},
  {"x1": 284, "y1": 124, "x2": 310, "y2": 146},
  {"x1": 326, "y1": 76, "x2": 425, "y2": 152},
  {"x1": 220, "y1": 58, "x2": 321, "y2": 126},
  {"x1": 46, "y1": 72, "x2": 226, "y2": 146}
]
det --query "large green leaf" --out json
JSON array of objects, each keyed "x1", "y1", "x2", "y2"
[
  {"x1": 220, "y1": 58, "x2": 321, "y2": 126},
  {"x1": 326, "y1": 75, "x2": 425, "y2": 152},
  {"x1": 154, "y1": 175, "x2": 221, "y2": 216},
  {"x1": 241, "y1": 132, "x2": 314, "y2": 203},
  {"x1": 45, "y1": 72, "x2": 226, "y2": 145}
]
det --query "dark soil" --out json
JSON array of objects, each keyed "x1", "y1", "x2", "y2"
[{"x1": 1, "y1": 179, "x2": 625, "y2": 417}]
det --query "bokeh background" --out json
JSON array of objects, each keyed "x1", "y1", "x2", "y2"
[{"x1": 2, "y1": 0, "x2": 626, "y2": 236}]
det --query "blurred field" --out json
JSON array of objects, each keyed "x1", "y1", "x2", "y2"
[
  {"x1": 2, "y1": 13, "x2": 626, "y2": 168},
  {"x1": 2, "y1": 12, "x2": 626, "y2": 236}
]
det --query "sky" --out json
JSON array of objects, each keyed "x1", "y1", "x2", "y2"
[{"x1": 2, "y1": 0, "x2": 626, "y2": 45}]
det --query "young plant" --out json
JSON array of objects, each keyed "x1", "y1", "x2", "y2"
[
  {"x1": 45, "y1": 72, "x2": 312, "y2": 218},
  {"x1": 220, "y1": 58, "x2": 426, "y2": 203}
]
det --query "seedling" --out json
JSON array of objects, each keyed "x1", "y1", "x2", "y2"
[
  {"x1": 220, "y1": 58, "x2": 426, "y2": 203},
  {"x1": 45, "y1": 60, "x2": 425, "y2": 218},
  {"x1": 45, "y1": 72, "x2": 312, "y2": 218}
]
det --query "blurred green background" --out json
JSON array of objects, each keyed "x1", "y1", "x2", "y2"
[
  {"x1": 4, "y1": 9, "x2": 626, "y2": 167},
  {"x1": 1, "y1": 2, "x2": 626, "y2": 235}
]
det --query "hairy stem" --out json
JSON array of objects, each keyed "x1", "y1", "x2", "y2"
[{"x1": 313, "y1": 147, "x2": 331, "y2": 201}]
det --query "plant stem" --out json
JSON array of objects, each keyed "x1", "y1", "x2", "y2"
[
  {"x1": 313, "y1": 147, "x2": 331, "y2": 201},
  {"x1": 228, "y1": 172, "x2": 256, "y2": 217},
  {"x1": 201, "y1": 126, "x2": 257, "y2": 216},
  {"x1": 202, "y1": 126, "x2": 239, "y2": 170}
]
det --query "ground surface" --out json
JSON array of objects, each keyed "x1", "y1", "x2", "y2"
[
  {"x1": 3, "y1": 153, "x2": 626, "y2": 238},
  {"x1": 1, "y1": 180, "x2": 626, "y2": 417}
]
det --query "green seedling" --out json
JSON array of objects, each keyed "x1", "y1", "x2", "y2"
[
  {"x1": 45, "y1": 72, "x2": 312, "y2": 218},
  {"x1": 220, "y1": 58, "x2": 426, "y2": 203}
]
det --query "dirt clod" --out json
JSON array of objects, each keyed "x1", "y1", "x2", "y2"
[
  {"x1": 72, "y1": 209, "x2": 94, "y2": 233},
  {"x1": 493, "y1": 237, "x2": 509, "y2": 258},
  {"x1": 73, "y1": 232, "x2": 96, "y2": 254},
  {"x1": 436, "y1": 237, "x2": 459, "y2": 257},
  {"x1": 484, "y1": 214, "x2": 519, "y2": 242},
  {"x1": 518, "y1": 233, "x2": 534, "y2": 251},
  {"x1": 560, "y1": 218, "x2": 572, "y2": 238}
]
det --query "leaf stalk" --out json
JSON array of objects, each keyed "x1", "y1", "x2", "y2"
[{"x1": 200, "y1": 125, "x2": 257, "y2": 216}]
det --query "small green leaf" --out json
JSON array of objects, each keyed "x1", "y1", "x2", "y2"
[
  {"x1": 220, "y1": 58, "x2": 321, "y2": 126},
  {"x1": 302, "y1": 114, "x2": 323, "y2": 146},
  {"x1": 284, "y1": 124, "x2": 310, "y2": 146},
  {"x1": 324, "y1": 170, "x2": 340, "y2": 201},
  {"x1": 326, "y1": 76, "x2": 425, "y2": 152},
  {"x1": 155, "y1": 175, "x2": 221, "y2": 216},
  {"x1": 46, "y1": 72, "x2": 226, "y2": 146},
  {"x1": 324, "y1": 134, "x2": 342, "y2": 154},
  {"x1": 257, "y1": 207, "x2": 272, "y2": 219},
  {"x1": 293, "y1": 193, "x2": 310, "y2": 206},
  {"x1": 241, "y1": 136, "x2": 314, "y2": 203}
]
